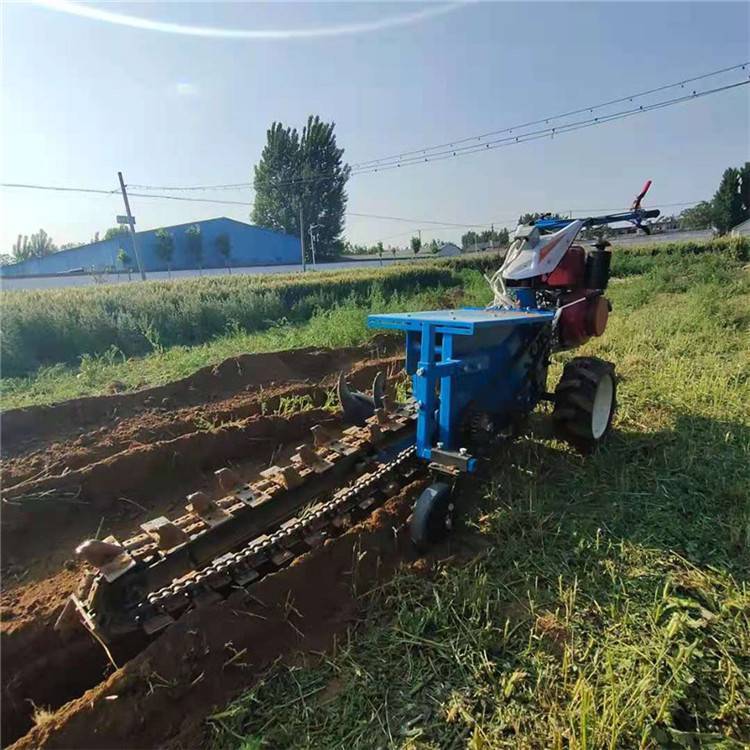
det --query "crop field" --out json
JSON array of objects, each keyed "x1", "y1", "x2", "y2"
[{"x1": 1, "y1": 238, "x2": 748, "y2": 749}]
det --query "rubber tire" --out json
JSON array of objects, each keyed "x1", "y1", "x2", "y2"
[
  {"x1": 410, "y1": 482, "x2": 454, "y2": 552},
  {"x1": 553, "y1": 357, "x2": 616, "y2": 451}
]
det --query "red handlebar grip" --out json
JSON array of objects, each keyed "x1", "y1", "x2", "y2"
[{"x1": 637, "y1": 180, "x2": 652, "y2": 200}]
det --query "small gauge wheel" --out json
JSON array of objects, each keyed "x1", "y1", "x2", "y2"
[{"x1": 410, "y1": 482, "x2": 454, "y2": 551}]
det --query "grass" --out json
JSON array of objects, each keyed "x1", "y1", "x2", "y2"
[
  {"x1": 1, "y1": 238, "x2": 746, "y2": 408},
  {"x1": 206, "y1": 253, "x2": 750, "y2": 749},
  {"x1": 0, "y1": 260, "x2": 491, "y2": 378},
  {"x1": 0, "y1": 269, "x2": 490, "y2": 410}
]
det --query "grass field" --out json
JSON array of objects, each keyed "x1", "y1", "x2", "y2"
[
  {"x1": 205, "y1": 252, "x2": 750, "y2": 749},
  {"x1": 1, "y1": 238, "x2": 746, "y2": 411}
]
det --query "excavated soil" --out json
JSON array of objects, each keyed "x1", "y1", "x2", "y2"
[{"x1": 1, "y1": 341, "x2": 411, "y2": 748}]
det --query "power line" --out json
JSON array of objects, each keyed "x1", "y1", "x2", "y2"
[
  {"x1": 352, "y1": 62, "x2": 749, "y2": 169},
  {"x1": 0, "y1": 183, "x2": 706, "y2": 233},
  {"x1": 0, "y1": 182, "x2": 252, "y2": 207},
  {"x1": 351, "y1": 80, "x2": 750, "y2": 174},
  {"x1": 121, "y1": 62, "x2": 749, "y2": 192}
]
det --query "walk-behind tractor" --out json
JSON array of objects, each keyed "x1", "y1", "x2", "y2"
[
  {"x1": 365, "y1": 181, "x2": 659, "y2": 548},
  {"x1": 61, "y1": 185, "x2": 658, "y2": 644}
]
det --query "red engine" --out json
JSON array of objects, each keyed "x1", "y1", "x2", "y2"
[{"x1": 541, "y1": 245, "x2": 611, "y2": 348}]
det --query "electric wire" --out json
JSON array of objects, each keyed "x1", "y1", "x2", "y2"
[
  {"x1": 122, "y1": 63, "x2": 749, "y2": 191},
  {"x1": 351, "y1": 62, "x2": 749, "y2": 168}
]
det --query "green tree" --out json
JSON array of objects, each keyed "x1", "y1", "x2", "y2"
[
  {"x1": 154, "y1": 228, "x2": 174, "y2": 274},
  {"x1": 712, "y1": 163, "x2": 749, "y2": 234},
  {"x1": 0, "y1": 253, "x2": 13, "y2": 266},
  {"x1": 104, "y1": 226, "x2": 129, "y2": 240},
  {"x1": 27, "y1": 229, "x2": 57, "y2": 258},
  {"x1": 215, "y1": 232, "x2": 232, "y2": 272},
  {"x1": 12, "y1": 235, "x2": 30, "y2": 261},
  {"x1": 461, "y1": 230, "x2": 479, "y2": 250},
  {"x1": 411, "y1": 235, "x2": 422, "y2": 255},
  {"x1": 117, "y1": 248, "x2": 133, "y2": 279},
  {"x1": 679, "y1": 201, "x2": 714, "y2": 230},
  {"x1": 461, "y1": 228, "x2": 510, "y2": 250},
  {"x1": 252, "y1": 116, "x2": 350, "y2": 260},
  {"x1": 185, "y1": 224, "x2": 203, "y2": 270}
]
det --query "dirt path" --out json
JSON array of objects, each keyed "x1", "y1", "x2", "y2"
[{"x1": 1, "y1": 342, "x2": 408, "y2": 748}]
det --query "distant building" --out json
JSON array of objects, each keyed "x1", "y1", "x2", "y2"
[
  {"x1": 730, "y1": 217, "x2": 750, "y2": 237},
  {"x1": 1, "y1": 217, "x2": 301, "y2": 277}
]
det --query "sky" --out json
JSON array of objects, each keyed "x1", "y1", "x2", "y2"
[{"x1": 1, "y1": 1, "x2": 748, "y2": 251}]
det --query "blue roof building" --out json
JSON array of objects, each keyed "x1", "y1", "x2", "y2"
[{"x1": 1, "y1": 217, "x2": 301, "y2": 277}]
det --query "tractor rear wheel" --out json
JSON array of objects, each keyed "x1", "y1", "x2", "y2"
[{"x1": 553, "y1": 357, "x2": 616, "y2": 450}]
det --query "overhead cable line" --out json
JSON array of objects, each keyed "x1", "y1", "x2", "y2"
[
  {"x1": 351, "y1": 80, "x2": 750, "y2": 174},
  {"x1": 0, "y1": 182, "x2": 252, "y2": 206},
  {"x1": 351, "y1": 61, "x2": 749, "y2": 168},
  {"x1": 123, "y1": 62, "x2": 748, "y2": 192}
]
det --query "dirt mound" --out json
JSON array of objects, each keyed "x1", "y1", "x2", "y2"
[
  {"x1": 1, "y1": 338, "x2": 397, "y2": 457},
  {"x1": 7, "y1": 480, "x2": 425, "y2": 750},
  {"x1": 1, "y1": 345, "x2": 412, "y2": 747}
]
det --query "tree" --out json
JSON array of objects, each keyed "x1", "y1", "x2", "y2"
[
  {"x1": 679, "y1": 201, "x2": 714, "y2": 230},
  {"x1": 376, "y1": 241, "x2": 384, "y2": 266},
  {"x1": 27, "y1": 229, "x2": 57, "y2": 258},
  {"x1": 252, "y1": 116, "x2": 350, "y2": 260},
  {"x1": 104, "y1": 226, "x2": 129, "y2": 240},
  {"x1": 0, "y1": 253, "x2": 13, "y2": 266},
  {"x1": 154, "y1": 228, "x2": 174, "y2": 274},
  {"x1": 185, "y1": 224, "x2": 203, "y2": 270},
  {"x1": 390, "y1": 246, "x2": 397, "y2": 258},
  {"x1": 712, "y1": 163, "x2": 749, "y2": 234},
  {"x1": 461, "y1": 227, "x2": 509, "y2": 250},
  {"x1": 411, "y1": 235, "x2": 422, "y2": 255},
  {"x1": 215, "y1": 232, "x2": 232, "y2": 272},
  {"x1": 117, "y1": 248, "x2": 133, "y2": 279},
  {"x1": 12, "y1": 235, "x2": 30, "y2": 262}
]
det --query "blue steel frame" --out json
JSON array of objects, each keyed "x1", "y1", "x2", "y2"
[{"x1": 368, "y1": 307, "x2": 554, "y2": 472}]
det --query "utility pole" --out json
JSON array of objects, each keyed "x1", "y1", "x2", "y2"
[
  {"x1": 308, "y1": 224, "x2": 318, "y2": 269},
  {"x1": 117, "y1": 172, "x2": 146, "y2": 280},
  {"x1": 298, "y1": 199, "x2": 307, "y2": 272}
]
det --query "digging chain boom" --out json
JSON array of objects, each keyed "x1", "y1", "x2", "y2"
[{"x1": 63, "y1": 402, "x2": 420, "y2": 643}]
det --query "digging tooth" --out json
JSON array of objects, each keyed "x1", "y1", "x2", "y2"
[
  {"x1": 187, "y1": 491, "x2": 214, "y2": 515},
  {"x1": 295, "y1": 444, "x2": 334, "y2": 473},
  {"x1": 76, "y1": 538, "x2": 126, "y2": 568},
  {"x1": 140, "y1": 517, "x2": 189, "y2": 550},
  {"x1": 187, "y1": 491, "x2": 230, "y2": 527},
  {"x1": 311, "y1": 423, "x2": 334, "y2": 448},
  {"x1": 214, "y1": 467, "x2": 241, "y2": 492},
  {"x1": 260, "y1": 464, "x2": 304, "y2": 490}
]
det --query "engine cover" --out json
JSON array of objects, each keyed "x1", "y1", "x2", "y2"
[{"x1": 558, "y1": 294, "x2": 609, "y2": 348}]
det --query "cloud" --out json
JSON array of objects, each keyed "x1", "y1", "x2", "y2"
[
  {"x1": 32, "y1": 0, "x2": 466, "y2": 40},
  {"x1": 175, "y1": 82, "x2": 198, "y2": 96}
]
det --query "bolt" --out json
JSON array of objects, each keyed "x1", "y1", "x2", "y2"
[
  {"x1": 459, "y1": 447, "x2": 468, "y2": 456},
  {"x1": 436, "y1": 442, "x2": 444, "y2": 449},
  {"x1": 416, "y1": 367, "x2": 425, "y2": 376}
]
